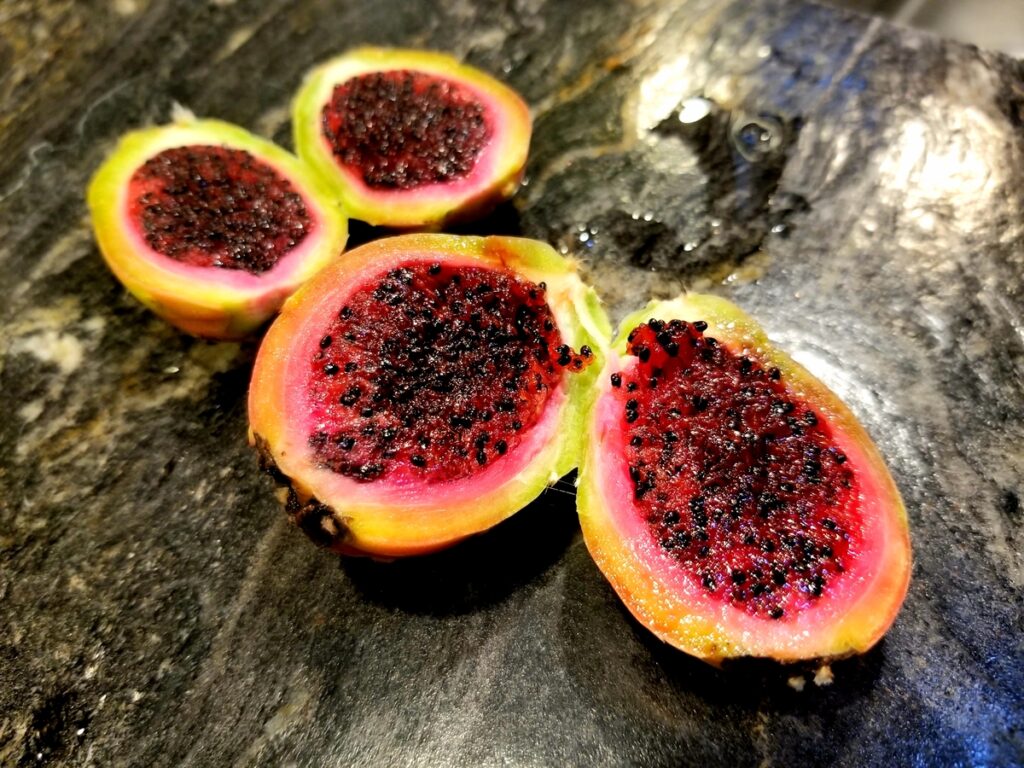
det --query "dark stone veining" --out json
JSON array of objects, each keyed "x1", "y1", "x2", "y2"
[{"x1": 1, "y1": 1, "x2": 1021, "y2": 766}]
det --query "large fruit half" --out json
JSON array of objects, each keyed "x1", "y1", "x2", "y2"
[
  {"x1": 578, "y1": 295, "x2": 911, "y2": 663},
  {"x1": 249, "y1": 234, "x2": 609, "y2": 557},
  {"x1": 293, "y1": 47, "x2": 531, "y2": 229},
  {"x1": 88, "y1": 117, "x2": 348, "y2": 339}
]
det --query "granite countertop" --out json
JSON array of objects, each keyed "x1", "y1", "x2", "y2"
[{"x1": 1, "y1": 1, "x2": 1022, "y2": 766}]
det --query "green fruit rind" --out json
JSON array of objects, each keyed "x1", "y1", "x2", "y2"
[
  {"x1": 88, "y1": 115, "x2": 348, "y2": 339},
  {"x1": 578, "y1": 293, "x2": 912, "y2": 663},
  {"x1": 292, "y1": 47, "x2": 532, "y2": 230},
  {"x1": 249, "y1": 234, "x2": 610, "y2": 556}
]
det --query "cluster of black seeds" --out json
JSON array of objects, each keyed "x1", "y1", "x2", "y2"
[
  {"x1": 322, "y1": 70, "x2": 491, "y2": 189},
  {"x1": 613, "y1": 318, "x2": 859, "y2": 620},
  {"x1": 130, "y1": 145, "x2": 311, "y2": 274},
  {"x1": 307, "y1": 262, "x2": 591, "y2": 482}
]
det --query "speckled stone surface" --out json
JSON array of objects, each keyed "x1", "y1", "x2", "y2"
[{"x1": 1, "y1": 1, "x2": 1022, "y2": 766}]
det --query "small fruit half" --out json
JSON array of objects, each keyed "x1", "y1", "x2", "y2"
[
  {"x1": 249, "y1": 234, "x2": 609, "y2": 557},
  {"x1": 293, "y1": 47, "x2": 531, "y2": 229},
  {"x1": 88, "y1": 117, "x2": 348, "y2": 339},
  {"x1": 578, "y1": 294, "x2": 911, "y2": 663}
]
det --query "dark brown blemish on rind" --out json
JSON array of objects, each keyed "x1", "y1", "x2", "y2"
[
  {"x1": 252, "y1": 433, "x2": 350, "y2": 550},
  {"x1": 285, "y1": 488, "x2": 349, "y2": 550}
]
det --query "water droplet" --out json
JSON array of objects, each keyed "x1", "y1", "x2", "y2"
[
  {"x1": 642, "y1": 212, "x2": 654, "y2": 222},
  {"x1": 731, "y1": 113, "x2": 784, "y2": 161},
  {"x1": 771, "y1": 223, "x2": 787, "y2": 235},
  {"x1": 579, "y1": 231, "x2": 591, "y2": 243},
  {"x1": 683, "y1": 241, "x2": 698, "y2": 252},
  {"x1": 709, "y1": 218, "x2": 722, "y2": 229}
]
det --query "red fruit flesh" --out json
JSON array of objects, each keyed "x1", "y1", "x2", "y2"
[
  {"x1": 127, "y1": 145, "x2": 313, "y2": 274},
  {"x1": 613, "y1": 320, "x2": 860, "y2": 622},
  {"x1": 307, "y1": 262, "x2": 592, "y2": 483},
  {"x1": 321, "y1": 71, "x2": 491, "y2": 190}
]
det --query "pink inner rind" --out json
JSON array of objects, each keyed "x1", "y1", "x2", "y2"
[
  {"x1": 276, "y1": 251, "x2": 573, "y2": 509},
  {"x1": 120, "y1": 150, "x2": 329, "y2": 292},
  {"x1": 593, "y1": 355, "x2": 893, "y2": 643},
  {"x1": 318, "y1": 76, "x2": 508, "y2": 204}
]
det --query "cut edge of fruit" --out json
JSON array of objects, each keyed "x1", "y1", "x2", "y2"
[
  {"x1": 249, "y1": 234, "x2": 609, "y2": 556},
  {"x1": 578, "y1": 294, "x2": 911, "y2": 663},
  {"x1": 88, "y1": 116, "x2": 348, "y2": 338},
  {"x1": 293, "y1": 47, "x2": 531, "y2": 229}
]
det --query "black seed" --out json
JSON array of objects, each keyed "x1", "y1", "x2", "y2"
[
  {"x1": 772, "y1": 569, "x2": 786, "y2": 586},
  {"x1": 769, "y1": 367, "x2": 781, "y2": 381},
  {"x1": 410, "y1": 454, "x2": 426, "y2": 467},
  {"x1": 636, "y1": 346, "x2": 651, "y2": 363},
  {"x1": 693, "y1": 320, "x2": 708, "y2": 332},
  {"x1": 360, "y1": 407, "x2": 374, "y2": 418},
  {"x1": 625, "y1": 412, "x2": 639, "y2": 423},
  {"x1": 739, "y1": 357, "x2": 753, "y2": 375},
  {"x1": 494, "y1": 440, "x2": 507, "y2": 455},
  {"x1": 702, "y1": 573, "x2": 716, "y2": 590},
  {"x1": 804, "y1": 411, "x2": 818, "y2": 427},
  {"x1": 338, "y1": 436, "x2": 355, "y2": 450},
  {"x1": 692, "y1": 395, "x2": 709, "y2": 412},
  {"x1": 664, "y1": 431, "x2": 678, "y2": 443},
  {"x1": 580, "y1": 345, "x2": 592, "y2": 358},
  {"x1": 663, "y1": 510, "x2": 680, "y2": 525},
  {"x1": 675, "y1": 530, "x2": 692, "y2": 547},
  {"x1": 626, "y1": 399, "x2": 638, "y2": 411},
  {"x1": 664, "y1": 341, "x2": 679, "y2": 357},
  {"x1": 610, "y1": 373, "x2": 622, "y2": 388},
  {"x1": 821, "y1": 517, "x2": 837, "y2": 530},
  {"x1": 629, "y1": 466, "x2": 642, "y2": 483},
  {"x1": 323, "y1": 363, "x2": 340, "y2": 376},
  {"x1": 820, "y1": 544, "x2": 833, "y2": 558},
  {"x1": 476, "y1": 450, "x2": 487, "y2": 465},
  {"x1": 769, "y1": 607, "x2": 784, "y2": 619},
  {"x1": 340, "y1": 386, "x2": 362, "y2": 406},
  {"x1": 809, "y1": 575, "x2": 824, "y2": 597},
  {"x1": 649, "y1": 319, "x2": 665, "y2": 332},
  {"x1": 698, "y1": 545, "x2": 710, "y2": 557},
  {"x1": 512, "y1": 420, "x2": 523, "y2": 431},
  {"x1": 834, "y1": 452, "x2": 847, "y2": 464},
  {"x1": 344, "y1": 362, "x2": 358, "y2": 372},
  {"x1": 648, "y1": 377, "x2": 658, "y2": 388},
  {"x1": 661, "y1": 537, "x2": 676, "y2": 550},
  {"x1": 320, "y1": 335, "x2": 333, "y2": 348},
  {"x1": 627, "y1": 382, "x2": 639, "y2": 392},
  {"x1": 428, "y1": 262, "x2": 441, "y2": 275},
  {"x1": 731, "y1": 570, "x2": 747, "y2": 585},
  {"x1": 340, "y1": 306, "x2": 352, "y2": 319},
  {"x1": 630, "y1": 436, "x2": 643, "y2": 447}
]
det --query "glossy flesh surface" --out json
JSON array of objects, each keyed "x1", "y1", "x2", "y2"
[
  {"x1": 322, "y1": 71, "x2": 491, "y2": 190},
  {"x1": 613, "y1": 320, "x2": 859, "y2": 622},
  {"x1": 307, "y1": 262, "x2": 590, "y2": 483},
  {"x1": 128, "y1": 145, "x2": 312, "y2": 274}
]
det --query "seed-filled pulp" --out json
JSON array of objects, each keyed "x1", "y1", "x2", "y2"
[
  {"x1": 614, "y1": 320, "x2": 861, "y2": 620},
  {"x1": 307, "y1": 262, "x2": 591, "y2": 482},
  {"x1": 128, "y1": 145, "x2": 312, "y2": 274},
  {"x1": 321, "y1": 70, "x2": 492, "y2": 189}
]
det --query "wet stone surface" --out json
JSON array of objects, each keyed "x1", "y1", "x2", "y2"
[{"x1": 1, "y1": 1, "x2": 1022, "y2": 766}]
